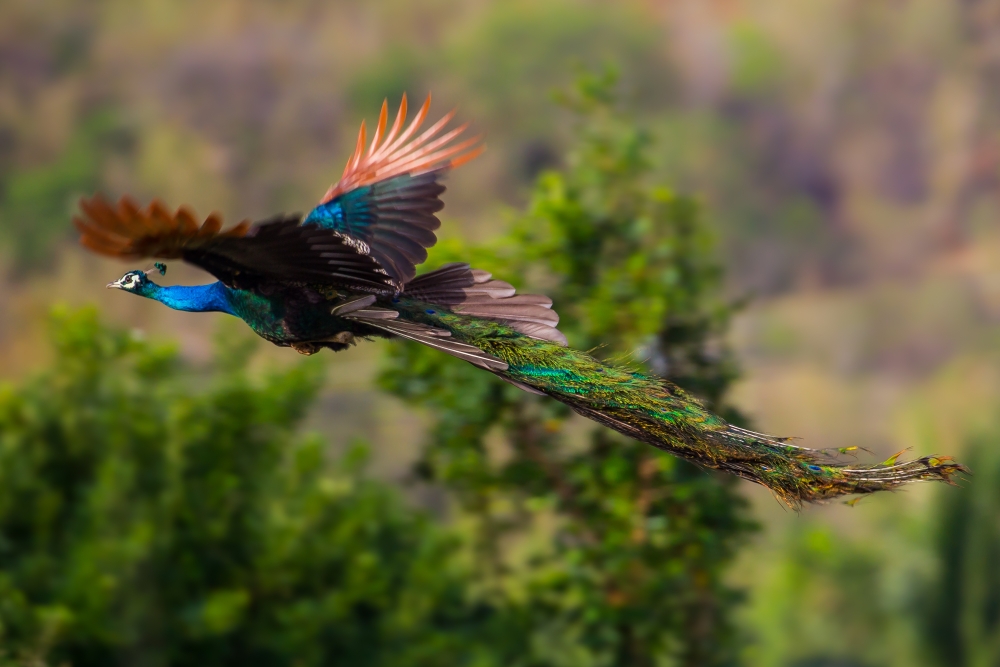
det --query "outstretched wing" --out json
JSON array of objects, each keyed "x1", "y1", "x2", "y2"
[
  {"x1": 74, "y1": 195, "x2": 393, "y2": 292},
  {"x1": 76, "y1": 96, "x2": 481, "y2": 293},
  {"x1": 304, "y1": 93, "x2": 483, "y2": 288}
]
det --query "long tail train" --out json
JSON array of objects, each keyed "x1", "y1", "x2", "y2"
[
  {"x1": 350, "y1": 262, "x2": 967, "y2": 507},
  {"x1": 506, "y1": 344, "x2": 968, "y2": 507}
]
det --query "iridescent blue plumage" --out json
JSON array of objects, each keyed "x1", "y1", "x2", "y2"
[
  {"x1": 108, "y1": 272, "x2": 235, "y2": 315},
  {"x1": 156, "y1": 283, "x2": 235, "y2": 315},
  {"x1": 303, "y1": 200, "x2": 346, "y2": 229}
]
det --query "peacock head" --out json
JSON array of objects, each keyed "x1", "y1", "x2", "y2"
[
  {"x1": 107, "y1": 270, "x2": 156, "y2": 296},
  {"x1": 107, "y1": 263, "x2": 166, "y2": 296}
]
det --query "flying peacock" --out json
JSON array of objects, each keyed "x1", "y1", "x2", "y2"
[{"x1": 75, "y1": 94, "x2": 965, "y2": 507}]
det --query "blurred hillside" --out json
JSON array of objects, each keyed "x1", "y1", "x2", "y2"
[{"x1": 3, "y1": 0, "x2": 1000, "y2": 664}]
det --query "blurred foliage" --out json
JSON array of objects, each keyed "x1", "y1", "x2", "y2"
[
  {"x1": 0, "y1": 112, "x2": 130, "y2": 272},
  {"x1": 380, "y1": 71, "x2": 755, "y2": 667},
  {"x1": 740, "y1": 520, "x2": 927, "y2": 667},
  {"x1": 919, "y1": 433, "x2": 1000, "y2": 667},
  {"x1": 739, "y1": 428, "x2": 1000, "y2": 667},
  {"x1": 0, "y1": 308, "x2": 525, "y2": 666},
  {"x1": 726, "y1": 23, "x2": 785, "y2": 97}
]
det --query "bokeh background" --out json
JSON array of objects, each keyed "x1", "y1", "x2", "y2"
[{"x1": 3, "y1": 0, "x2": 1000, "y2": 665}]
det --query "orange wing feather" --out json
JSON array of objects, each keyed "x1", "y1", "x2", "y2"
[
  {"x1": 74, "y1": 194, "x2": 251, "y2": 260},
  {"x1": 319, "y1": 93, "x2": 484, "y2": 205}
]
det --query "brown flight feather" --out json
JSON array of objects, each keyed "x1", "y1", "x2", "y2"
[
  {"x1": 74, "y1": 194, "x2": 251, "y2": 260},
  {"x1": 319, "y1": 93, "x2": 484, "y2": 205}
]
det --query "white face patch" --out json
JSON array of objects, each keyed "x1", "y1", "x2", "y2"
[{"x1": 119, "y1": 273, "x2": 142, "y2": 290}]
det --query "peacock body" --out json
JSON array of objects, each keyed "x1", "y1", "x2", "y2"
[{"x1": 76, "y1": 95, "x2": 965, "y2": 507}]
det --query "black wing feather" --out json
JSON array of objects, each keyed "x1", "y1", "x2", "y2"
[
  {"x1": 305, "y1": 171, "x2": 451, "y2": 286},
  {"x1": 189, "y1": 215, "x2": 396, "y2": 292}
]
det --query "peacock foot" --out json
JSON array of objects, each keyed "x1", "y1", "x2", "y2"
[{"x1": 326, "y1": 331, "x2": 356, "y2": 346}]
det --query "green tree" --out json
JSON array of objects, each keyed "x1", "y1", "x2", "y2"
[
  {"x1": 0, "y1": 308, "x2": 513, "y2": 667},
  {"x1": 380, "y1": 70, "x2": 756, "y2": 667}
]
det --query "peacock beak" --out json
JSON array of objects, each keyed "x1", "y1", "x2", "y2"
[{"x1": 107, "y1": 279, "x2": 123, "y2": 289}]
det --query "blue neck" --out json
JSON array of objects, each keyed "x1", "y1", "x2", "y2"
[{"x1": 147, "y1": 281, "x2": 236, "y2": 315}]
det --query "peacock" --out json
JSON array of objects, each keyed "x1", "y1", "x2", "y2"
[{"x1": 75, "y1": 94, "x2": 965, "y2": 506}]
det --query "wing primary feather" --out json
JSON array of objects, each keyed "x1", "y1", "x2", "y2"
[
  {"x1": 372, "y1": 93, "x2": 407, "y2": 160},
  {"x1": 375, "y1": 93, "x2": 430, "y2": 160},
  {"x1": 346, "y1": 120, "x2": 367, "y2": 177},
  {"x1": 386, "y1": 137, "x2": 483, "y2": 179},
  {"x1": 386, "y1": 121, "x2": 468, "y2": 165},
  {"x1": 320, "y1": 94, "x2": 480, "y2": 206},
  {"x1": 386, "y1": 108, "x2": 455, "y2": 160},
  {"x1": 367, "y1": 100, "x2": 388, "y2": 157}
]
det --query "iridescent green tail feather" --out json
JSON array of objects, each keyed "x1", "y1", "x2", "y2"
[
  {"x1": 358, "y1": 263, "x2": 968, "y2": 507},
  {"x1": 435, "y1": 311, "x2": 967, "y2": 507}
]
